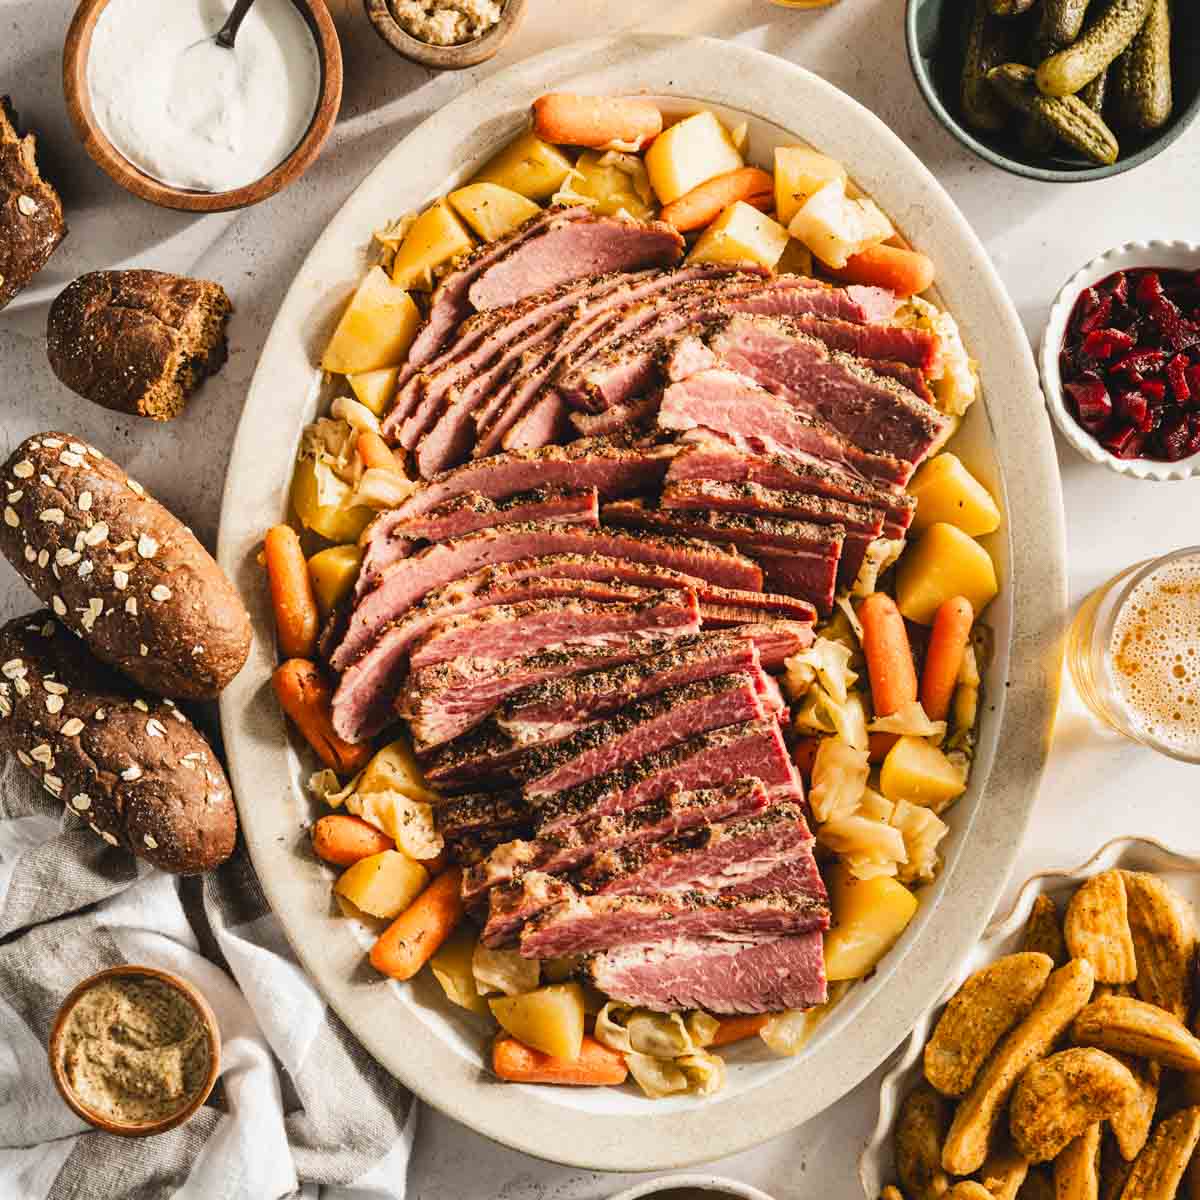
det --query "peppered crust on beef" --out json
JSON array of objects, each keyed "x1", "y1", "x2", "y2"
[
  {"x1": 0, "y1": 432, "x2": 250, "y2": 699},
  {"x1": 0, "y1": 97, "x2": 66, "y2": 312},
  {"x1": 46, "y1": 270, "x2": 232, "y2": 420},
  {"x1": 0, "y1": 613, "x2": 236, "y2": 873}
]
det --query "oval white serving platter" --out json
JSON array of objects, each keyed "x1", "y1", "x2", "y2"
[
  {"x1": 217, "y1": 34, "x2": 1066, "y2": 1171},
  {"x1": 859, "y1": 836, "x2": 1200, "y2": 1198}
]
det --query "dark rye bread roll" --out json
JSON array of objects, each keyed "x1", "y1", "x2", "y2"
[
  {"x1": 0, "y1": 97, "x2": 67, "y2": 311},
  {"x1": 0, "y1": 432, "x2": 250, "y2": 700},
  {"x1": 0, "y1": 613, "x2": 236, "y2": 874},
  {"x1": 46, "y1": 269, "x2": 232, "y2": 420}
]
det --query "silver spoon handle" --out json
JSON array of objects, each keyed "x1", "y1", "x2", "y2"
[{"x1": 215, "y1": 0, "x2": 258, "y2": 49}]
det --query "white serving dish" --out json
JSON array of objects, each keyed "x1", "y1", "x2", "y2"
[
  {"x1": 217, "y1": 34, "x2": 1066, "y2": 1171},
  {"x1": 859, "y1": 836, "x2": 1200, "y2": 1198},
  {"x1": 1040, "y1": 239, "x2": 1200, "y2": 482}
]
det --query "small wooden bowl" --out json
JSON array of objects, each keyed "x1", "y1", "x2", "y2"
[
  {"x1": 364, "y1": 0, "x2": 526, "y2": 70},
  {"x1": 49, "y1": 965, "x2": 221, "y2": 1138},
  {"x1": 62, "y1": 0, "x2": 343, "y2": 213}
]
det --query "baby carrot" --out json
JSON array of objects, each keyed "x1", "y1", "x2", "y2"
[
  {"x1": 858, "y1": 593, "x2": 918, "y2": 718},
  {"x1": 710, "y1": 1014, "x2": 770, "y2": 1047},
  {"x1": 264, "y1": 525, "x2": 320, "y2": 659},
  {"x1": 357, "y1": 430, "x2": 401, "y2": 472},
  {"x1": 826, "y1": 244, "x2": 935, "y2": 297},
  {"x1": 659, "y1": 167, "x2": 774, "y2": 232},
  {"x1": 370, "y1": 867, "x2": 464, "y2": 981},
  {"x1": 312, "y1": 814, "x2": 393, "y2": 867},
  {"x1": 921, "y1": 596, "x2": 975, "y2": 722},
  {"x1": 272, "y1": 659, "x2": 372, "y2": 775},
  {"x1": 532, "y1": 93, "x2": 663, "y2": 150},
  {"x1": 492, "y1": 1034, "x2": 629, "y2": 1086}
]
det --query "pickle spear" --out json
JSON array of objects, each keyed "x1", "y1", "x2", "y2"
[{"x1": 989, "y1": 63, "x2": 1121, "y2": 163}]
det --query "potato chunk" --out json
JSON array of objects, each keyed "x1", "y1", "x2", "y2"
[
  {"x1": 907, "y1": 454, "x2": 1002, "y2": 537},
  {"x1": 321, "y1": 267, "x2": 421, "y2": 374},
  {"x1": 307, "y1": 543, "x2": 363, "y2": 617},
  {"x1": 880, "y1": 736, "x2": 967, "y2": 812},
  {"x1": 644, "y1": 110, "x2": 743, "y2": 205},
  {"x1": 471, "y1": 130, "x2": 574, "y2": 200},
  {"x1": 431, "y1": 925, "x2": 491, "y2": 1016},
  {"x1": 823, "y1": 862, "x2": 919, "y2": 981},
  {"x1": 348, "y1": 366, "x2": 401, "y2": 417},
  {"x1": 489, "y1": 983, "x2": 586, "y2": 1061},
  {"x1": 787, "y1": 178, "x2": 893, "y2": 269},
  {"x1": 774, "y1": 145, "x2": 847, "y2": 226},
  {"x1": 391, "y1": 202, "x2": 474, "y2": 291},
  {"x1": 334, "y1": 850, "x2": 428, "y2": 919},
  {"x1": 447, "y1": 182, "x2": 541, "y2": 242},
  {"x1": 687, "y1": 201, "x2": 790, "y2": 272},
  {"x1": 895, "y1": 522, "x2": 999, "y2": 625},
  {"x1": 291, "y1": 457, "x2": 373, "y2": 543}
]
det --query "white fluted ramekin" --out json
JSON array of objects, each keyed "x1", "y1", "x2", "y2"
[
  {"x1": 1040, "y1": 240, "x2": 1200, "y2": 481},
  {"x1": 610, "y1": 1176, "x2": 777, "y2": 1200},
  {"x1": 858, "y1": 836, "x2": 1200, "y2": 1198}
]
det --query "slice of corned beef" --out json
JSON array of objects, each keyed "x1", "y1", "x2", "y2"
[
  {"x1": 579, "y1": 802, "x2": 817, "y2": 897},
  {"x1": 533, "y1": 718, "x2": 801, "y2": 836},
  {"x1": 659, "y1": 369, "x2": 912, "y2": 485},
  {"x1": 589, "y1": 930, "x2": 828, "y2": 1013},
  {"x1": 480, "y1": 871, "x2": 576, "y2": 949},
  {"x1": 665, "y1": 439, "x2": 915, "y2": 539},
  {"x1": 569, "y1": 395, "x2": 661, "y2": 439},
  {"x1": 434, "y1": 789, "x2": 528, "y2": 840},
  {"x1": 519, "y1": 889, "x2": 830, "y2": 958},
  {"x1": 463, "y1": 779, "x2": 769, "y2": 905},
  {"x1": 514, "y1": 672, "x2": 769, "y2": 800},
  {"x1": 408, "y1": 590, "x2": 699, "y2": 670},
  {"x1": 357, "y1": 438, "x2": 675, "y2": 591},
  {"x1": 778, "y1": 312, "x2": 938, "y2": 370},
  {"x1": 707, "y1": 316, "x2": 948, "y2": 465},
  {"x1": 389, "y1": 487, "x2": 598, "y2": 545}
]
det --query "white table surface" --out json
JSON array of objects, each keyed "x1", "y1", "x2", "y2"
[{"x1": 2, "y1": 0, "x2": 1199, "y2": 1195}]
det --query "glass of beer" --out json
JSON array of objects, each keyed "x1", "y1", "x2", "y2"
[{"x1": 1068, "y1": 547, "x2": 1200, "y2": 763}]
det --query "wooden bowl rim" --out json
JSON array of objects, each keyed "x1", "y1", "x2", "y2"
[
  {"x1": 48, "y1": 964, "x2": 222, "y2": 1138},
  {"x1": 62, "y1": 0, "x2": 343, "y2": 213},
  {"x1": 363, "y1": 0, "x2": 526, "y2": 70}
]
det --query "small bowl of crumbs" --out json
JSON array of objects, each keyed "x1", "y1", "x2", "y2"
[
  {"x1": 364, "y1": 0, "x2": 526, "y2": 70},
  {"x1": 49, "y1": 965, "x2": 220, "y2": 1137}
]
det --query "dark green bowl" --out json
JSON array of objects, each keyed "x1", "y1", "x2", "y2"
[{"x1": 906, "y1": 0, "x2": 1200, "y2": 181}]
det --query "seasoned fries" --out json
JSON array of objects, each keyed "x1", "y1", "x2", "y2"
[
  {"x1": 1053, "y1": 1123, "x2": 1101, "y2": 1200},
  {"x1": 1022, "y1": 894, "x2": 1067, "y2": 966},
  {"x1": 1108, "y1": 1053, "x2": 1160, "y2": 1162},
  {"x1": 924, "y1": 952, "x2": 1054, "y2": 1097},
  {"x1": 977, "y1": 1140, "x2": 1029, "y2": 1200},
  {"x1": 1072, "y1": 993, "x2": 1200, "y2": 1071},
  {"x1": 1121, "y1": 869, "x2": 1196, "y2": 1022},
  {"x1": 895, "y1": 1083, "x2": 952, "y2": 1200},
  {"x1": 1064, "y1": 871, "x2": 1138, "y2": 985},
  {"x1": 1118, "y1": 1106, "x2": 1200, "y2": 1200}
]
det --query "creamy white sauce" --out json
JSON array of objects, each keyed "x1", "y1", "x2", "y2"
[{"x1": 88, "y1": 0, "x2": 321, "y2": 194}]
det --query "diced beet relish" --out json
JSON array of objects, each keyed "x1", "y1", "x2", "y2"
[{"x1": 1062, "y1": 267, "x2": 1200, "y2": 461}]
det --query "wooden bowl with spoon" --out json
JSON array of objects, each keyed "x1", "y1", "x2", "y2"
[{"x1": 63, "y1": 0, "x2": 343, "y2": 212}]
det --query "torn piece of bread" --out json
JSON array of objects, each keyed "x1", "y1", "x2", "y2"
[
  {"x1": 0, "y1": 96, "x2": 67, "y2": 311},
  {"x1": 46, "y1": 269, "x2": 233, "y2": 420}
]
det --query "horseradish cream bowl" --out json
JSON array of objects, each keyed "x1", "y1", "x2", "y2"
[{"x1": 63, "y1": 0, "x2": 342, "y2": 212}]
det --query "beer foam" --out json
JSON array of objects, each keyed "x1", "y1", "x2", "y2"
[{"x1": 1110, "y1": 557, "x2": 1200, "y2": 755}]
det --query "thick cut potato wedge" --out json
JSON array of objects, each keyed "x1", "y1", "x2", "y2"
[
  {"x1": 447, "y1": 182, "x2": 541, "y2": 242},
  {"x1": 561, "y1": 149, "x2": 656, "y2": 219},
  {"x1": 356, "y1": 736, "x2": 439, "y2": 804},
  {"x1": 880, "y1": 736, "x2": 967, "y2": 813},
  {"x1": 431, "y1": 924, "x2": 491, "y2": 1016},
  {"x1": 687, "y1": 201, "x2": 790, "y2": 271},
  {"x1": 978, "y1": 1142, "x2": 1030, "y2": 1200},
  {"x1": 1118, "y1": 1105, "x2": 1200, "y2": 1200},
  {"x1": 471, "y1": 130, "x2": 574, "y2": 201},
  {"x1": 489, "y1": 983, "x2": 586, "y2": 1062},
  {"x1": 644, "y1": 110, "x2": 743, "y2": 205},
  {"x1": 334, "y1": 850, "x2": 428, "y2": 920},
  {"x1": 787, "y1": 178, "x2": 893, "y2": 269},
  {"x1": 924, "y1": 952, "x2": 1054, "y2": 1097},
  {"x1": 1022, "y1": 894, "x2": 1068, "y2": 966},
  {"x1": 307, "y1": 543, "x2": 363, "y2": 618},
  {"x1": 1072, "y1": 994, "x2": 1200, "y2": 1070},
  {"x1": 391, "y1": 202, "x2": 474, "y2": 291},
  {"x1": 290, "y1": 456, "x2": 374, "y2": 544},
  {"x1": 823, "y1": 863, "x2": 918, "y2": 981},
  {"x1": 774, "y1": 145, "x2": 847, "y2": 226},
  {"x1": 1064, "y1": 870, "x2": 1137, "y2": 985},
  {"x1": 1120, "y1": 870, "x2": 1196, "y2": 1022},
  {"x1": 907, "y1": 453, "x2": 1002, "y2": 538},
  {"x1": 1054, "y1": 1123, "x2": 1102, "y2": 1200},
  {"x1": 321, "y1": 267, "x2": 422, "y2": 374},
  {"x1": 895, "y1": 522, "x2": 999, "y2": 625},
  {"x1": 895, "y1": 1083, "x2": 952, "y2": 1200},
  {"x1": 348, "y1": 366, "x2": 401, "y2": 417}
]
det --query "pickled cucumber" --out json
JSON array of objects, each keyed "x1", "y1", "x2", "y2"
[
  {"x1": 989, "y1": 63, "x2": 1121, "y2": 163},
  {"x1": 963, "y1": 0, "x2": 1016, "y2": 131},
  {"x1": 1112, "y1": 0, "x2": 1172, "y2": 129},
  {"x1": 1035, "y1": 0, "x2": 1156, "y2": 96}
]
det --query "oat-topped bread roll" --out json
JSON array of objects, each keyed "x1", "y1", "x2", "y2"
[
  {"x1": 0, "y1": 432, "x2": 251, "y2": 700},
  {"x1": 46, "y1": 269, "x2": 232, "y2": 420},
  {"x1": 0, "y1": 612, "x2": 236, "y2": 874},
  {"x1": 0, "y1": 97, "x2": 67, "y2": 312}
]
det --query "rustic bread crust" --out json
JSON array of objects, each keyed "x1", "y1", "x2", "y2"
[
  {"x1": 0, "y1": 432, "x2": 251, "y2": 699},
  {"x1": 0, "y1": 97, "x2": 67, "y2": 311},
  {"x1": 46, "y1": 269, "x2": 232, "y2": 419},
  {"x1": 0, "y1": 613, "x2": 236, "y2": 874}
]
